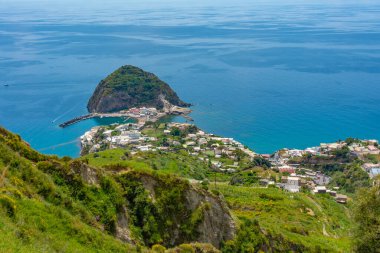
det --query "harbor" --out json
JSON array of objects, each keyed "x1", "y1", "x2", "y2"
[
  {"x1": 59, "y1": 114, "x2": 96, "y2": 128},
  {"x1": 59, "y1": 106, "x2": 193, "y2": 128}
]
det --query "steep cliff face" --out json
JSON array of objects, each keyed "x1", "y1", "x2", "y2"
[
  {"x1": 132, "y1": 172, "x2": 236, "y2": 248},
  {"x1": 184, "y1": 188, "x2": 236, "y2": 248},
  {"x1": 87, "y1": 65, "x2": 190, "y2": 113}
]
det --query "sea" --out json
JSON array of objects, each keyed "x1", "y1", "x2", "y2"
[{"x1": 0, "y1": 0, "x2": 379, "y2": 157}]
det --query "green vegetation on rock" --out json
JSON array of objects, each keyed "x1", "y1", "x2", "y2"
[{"x1": 87, "y1": 65, "x2": 190, "y2": 113}]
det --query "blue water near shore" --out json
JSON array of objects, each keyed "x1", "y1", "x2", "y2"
[{"x1": 0, "y1": 0, "x2": 380, "y2": 157}]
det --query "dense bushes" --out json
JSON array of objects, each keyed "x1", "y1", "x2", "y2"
[
  {"x1": 229, "y1": 171, "x2": 259, "y2": 186},
  {"x1": 222, "y1": 218, "x2": 266, "y2": 253},
  {"x1": 117, "y1": 171, "x2": 204, "y2": 247},
  {"x1": 0, "y1": 133, "x2": 126, "y2": 236},
  {"x1": 251, "y1": 157, "x2": 271, "y2": 169},
  {"x1": 329, "y1": 162, "x2": 370, "y2": 193},
  {"x1": 0, "y1": 194, "x2": 16, "y2": 217},
  {"x1": 352, "y1": 183, "x2": 380, "y2": 252}
]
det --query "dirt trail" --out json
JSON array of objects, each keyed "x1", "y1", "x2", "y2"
[
  {"x1": 322, "y1": 223, "x2": 329, "y2": 236},
  {"x1": 307, "y1": 196, "x2": 330, "y2": 237},
  {"x1": 0, "y1": 166, "x2": 8, "y2": 187},
  {"x1": 307, "y1": 196, "x2": 322, "y2": 211}
]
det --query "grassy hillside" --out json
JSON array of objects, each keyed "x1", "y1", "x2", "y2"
[
  {"x1": 0, "y1": 128, "x2": 135, "y2": 252},
  {"x1": 0, "y1": 127, "x2": 221, "y2": 252},
  {"x1": 213, "y1": 184, "x2": 352, "y2": 252},
  {"x1": 82, "y1": 148, "x2": 213, "y2": 180}
]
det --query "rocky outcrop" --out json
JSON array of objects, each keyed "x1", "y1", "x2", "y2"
[
  {"x1": 87, "y1": 65, "x2": 190, "y2": 113},
  {"x1": 115, "y1": 206, "x2": 133, "y2": 243},
  {"x1": 136, "y1": 173, "x2": 236, "y2": 248},
  {"x1": 70, "y1": 161, "x2": 99, "y2": 185},
  {"x1": 185, "y1": 188, "x2": 236, "y2": 248}
]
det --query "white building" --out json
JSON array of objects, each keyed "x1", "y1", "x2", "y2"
[{"x1": 283, "y1": 176, "x2": 301, "y2": 193}]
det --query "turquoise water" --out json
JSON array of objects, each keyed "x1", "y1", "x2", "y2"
[{"x1": 0, "y1": 0, "x2": 380, "y2": 157}]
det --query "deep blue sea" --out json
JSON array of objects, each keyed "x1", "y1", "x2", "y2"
[{"x1": 0, "y1": 0, "x2": 380, "y2": 157}]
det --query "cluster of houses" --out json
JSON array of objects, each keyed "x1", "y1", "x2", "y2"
[
  {"x1": 266, "y1": 139, "x2": 379, "y2": 163},
  {"x1": 118, "y1": 107, "x2": 165, "y2": 123},
  {"x1": 348, "y1": 139, "x2": 380, "y2": 156},
  {"x1": 313, "y1": 186, "x2": 348, "y2": 204},
  {"x1": 265, "y1": 139, "x2": 379, "y2": 180},
  {"x1": 260, "y1": 167, "x2": 347, "y2": 204},
  {"x1": 258, "y1": 139, "x2": 380, "y2": 204},
  {"x1": 261, "y1": 145, "x2": 351, "y2": 203},
  {"x1": 81, "y1": 122, "x2": 257, "y2": 171},
  {"x1": 163, "y1": 123, "x2": 256, "y2": 171},
  {"x1": 262, "y1": 166, "x2": 330, "y2": 192},
  {"x1": 80, "y1": 127, "x2": 103, "y2": 153},
  {"x1": 80, "y1": 123, "x2": 155, "y2": 154},
  {"x1": 121, "y1": 107, "x2": 158, "y2": 118},
  {"x1": 167, "y1": 123, "x2": 255, "y2": 152},
  {"x1": 262, "y1": 150, "x2": 333, "y2": 195},
  {"x1": 312, "y1": 139, "x2": 379, "y2": 156}
]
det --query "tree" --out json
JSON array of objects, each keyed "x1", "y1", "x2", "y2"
[
  {"x1": 345, "y1": 137, "x2": 360, "y2": 145},
  {"x1": 233, "y1": 149, "x2": 245, "y2": 162},
  {"x1": 170, "y1": 127, "x2": 181, "y2": 136},
  {"x1": 332, "y1": 146, "x2": 350, "y2": 159},
  {"x1": 251, "y1": 156, "x2": 271, "y2": 169},
  {"x1": 222, "y1": 218, "x2": 266, "y2": 253},
  {"x1": 352, "y1": 181, "x2": 380, "y2": 252},
  {"x1": 329, "y1": 163, "x2": 370, "y2": 193},
  {"x1": 185, "y1": 125, "x2": 198, "y2": 134}
]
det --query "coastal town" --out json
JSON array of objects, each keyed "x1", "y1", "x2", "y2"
[
  {"x1": 262, "y1": 138, "x2": 380, "y2": 203},
  {"x1": 81, "y1": 120, "x2": 256, "y2": 172},
  {"x1": 80, "y1": 110, "x2": 380, "y2": 205}
]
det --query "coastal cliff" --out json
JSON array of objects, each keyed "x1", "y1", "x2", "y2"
[{"x1": 87, "y1": 65, "x2": 190, "y2": 113}]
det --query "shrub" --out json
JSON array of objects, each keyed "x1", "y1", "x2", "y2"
[
  {"x1": 211, "y1": 189, "x2": 220, "y2": 196},
  {"x1": 259, "y1": 193, "x2": 283, "y2": 201},
  {"x1": 152, "y1": 244, "x2": 166, "y2": 253},
  {"x1": 251, "y1": 156, "x2": 272, "y2": 169},
  {"x1": 222, "y1": 218, "x2": 266, "y2": 253},
  {"x1": 0, "y1": 194, "x2": 16, "y2": 217},
  {"x1": 200, "y1": 180, "x2": 209, "y2": 191},
  {"x1": 62, "y1": 156, "x2": 72, "y2": 162},
  {"x1": 178, "y1": 244, "x2": 195, "y2": 253}
]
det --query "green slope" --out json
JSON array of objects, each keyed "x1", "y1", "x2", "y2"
[
  {"x1": 0, "y1": 128, "x2": 135, "y2": 252},
  {"x1": 0, "y1": 127, "x2": 222, "y2": 253},
  {"x1": 214, "y1": 184, "x2": 352, "y2": 252}
]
